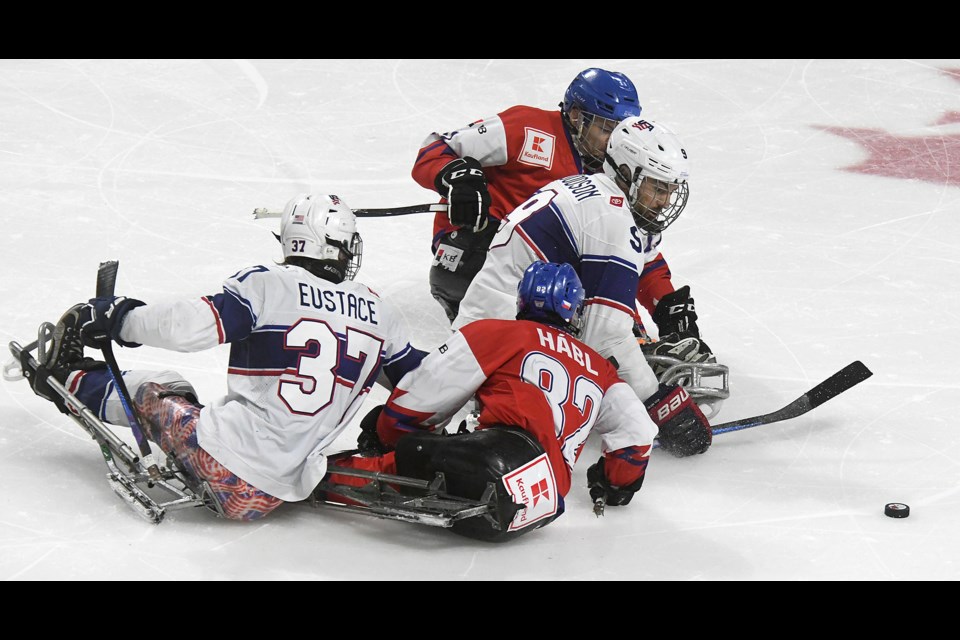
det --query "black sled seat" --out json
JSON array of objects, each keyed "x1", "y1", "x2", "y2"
[{"x1": 313, "y1": 426, "x2": 557, "y2": 543}]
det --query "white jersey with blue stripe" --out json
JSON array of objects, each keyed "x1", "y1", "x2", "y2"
[
  {"x1": 452, "y1": 172, "x2": 661, "y2": 400},
  {"x1": 118, "y1": 263, "x2": 423, "y2": 501}
]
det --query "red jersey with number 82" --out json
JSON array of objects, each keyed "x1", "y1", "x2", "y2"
[{"x1": 378, "y1": 318, "x2": 657, "y2": 496}]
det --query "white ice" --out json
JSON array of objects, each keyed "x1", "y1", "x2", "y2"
[{"x1": 1, "y1": 59, "x2": 958, "y2": 581}]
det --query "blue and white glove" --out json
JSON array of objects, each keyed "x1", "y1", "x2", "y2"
[{"x1": 79, "y1": 296, "x2": 146, "y2": 349}]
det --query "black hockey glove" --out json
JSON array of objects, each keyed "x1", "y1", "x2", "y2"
[
  {"x1": 78, "y1": 296, "x2": 146, "y2": 349},
  {"x1": 434, "y1": 156, "x2": 491, "y2": 233},
  {"x1": 357, "y1": 404, "x2": 390, "y2": 456},
  {"x1": 586, "y1": 457, "x2": 645, "y2": 507},
  {"x1": 645, "y1": 384, "x2": 712, "y2": 458},
  {"x1": 652, "y1": 285, "x2": 700, "y2": 339}
]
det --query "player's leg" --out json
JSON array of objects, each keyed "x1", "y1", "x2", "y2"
[
  {"x1": 429, "y1": 226, "x2": 496, "y2": 322},
  {"x1": 133, "y1": 381, "x2": 283, "y2": 520}
]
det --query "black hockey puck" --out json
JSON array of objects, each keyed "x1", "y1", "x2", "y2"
[{"x1": 884, "y1": 503, "x2": 910, "y2": 518}]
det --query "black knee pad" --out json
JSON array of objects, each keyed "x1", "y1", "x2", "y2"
[
  {"x1": 429, "y1": 228, "x2": 496, "y2": 322},
  {"x1": 396, "y1": 426, "x2": 560, "y2": 542}
]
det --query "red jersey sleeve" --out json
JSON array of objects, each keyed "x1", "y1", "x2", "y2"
[{"x1": 636, "y1": 251, "x2": 675, "y2": 314}]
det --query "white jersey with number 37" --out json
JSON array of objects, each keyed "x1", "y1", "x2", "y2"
[{"x1": 119, "y1": 263, "x2": 422, "y2": 501}]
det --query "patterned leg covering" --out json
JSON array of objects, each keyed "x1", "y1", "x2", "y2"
[{"x1": 134, "y1": 382, "x2": 283, "y2": 521}]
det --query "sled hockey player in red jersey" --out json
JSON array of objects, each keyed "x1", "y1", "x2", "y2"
[
  {"x1": 413, "y1": 68, "x2": 641, "y2": 324},
  {"x1": 26, "y1": 194, "x2": 426, "y2": 521},
  {"x1": 450, "y1": 116, "x2": 716, "y2": 453},
  {"x1": 329, "y1": 261, "x2": 662, "y2": 542}
]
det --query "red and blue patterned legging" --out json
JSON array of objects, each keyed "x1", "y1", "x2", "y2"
[{"x1": 135, "y1": 382, "x2": 283, "y2": 521}]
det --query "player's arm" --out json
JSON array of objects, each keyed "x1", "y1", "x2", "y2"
[
  {"x1": 636, "y1": 251, "x2": 675, "y2": 316},
  {"x1": 586, "y1": 382, "x2": 658, "y2": 506},
  {"x1": 578, "y1": 252, "x2": 661, "y2": 401},
  {"x1": 376, "y1": 295, "x2": 429, "y2": 389},
  {"x1": 413, "y1": 115, "x2": 512, "y2": 232},
  {"x1": 411, "y1": 113, "x2": 511, "y2": 190},
  {"x1": 112, "y1": 267, "x2": 266, "y2": 352},
  {"x1": 376, "y1": 330, "x2": 487, "y2": 448}
]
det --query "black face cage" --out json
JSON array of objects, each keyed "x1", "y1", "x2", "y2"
[
  {"x1": 563, "y1": 108, "x2": 616, "y2": 174},
  {"x1": 327, "y1": 233, "x2": 363, "y2": 281},
  {"x1": 344, "y1": 233, "x2": 363, "y2": 280},
  {"x1": 630, "y1": 176, "x2": 689, "y2": 235}
]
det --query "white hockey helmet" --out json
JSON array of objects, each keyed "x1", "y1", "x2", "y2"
[
  {"x1": 603, "y1": 117, "x2": 690, "y2": 234},
  {"x1": 280, "y1": 193, "x2": 362, "y2": 281}
]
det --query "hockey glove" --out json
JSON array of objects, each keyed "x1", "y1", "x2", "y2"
[
  {"x1": 78, "y1": 296, "x2": 146, "y2": 349},
  {"x1": 357, "y1": 404, "x2": 390, "y2": 456},
  {"x1": 652, "y1": 285, "x2": 700, "y2": 339},
  {"x1": 434, "y1": 156, "x2": 491, "y2": 232},
  {"x1": 586, "y1": 457, "x2": 645, "y2": 507},
  {"x1": 645, "y1": 384, "x2": 712, "y2": 457},
  {"x1": 641, "y1": 332, "x2": 716, "y2": 377}
]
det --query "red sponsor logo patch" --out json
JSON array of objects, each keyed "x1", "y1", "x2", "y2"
[{"x1": 610, "y1": 196, "x2": 624, "y2": 207}]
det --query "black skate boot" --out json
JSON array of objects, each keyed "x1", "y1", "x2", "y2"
[{"x1": 27, "y1": 304, "x2": 106, "y2": 413}]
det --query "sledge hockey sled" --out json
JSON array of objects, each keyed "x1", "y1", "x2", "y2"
[
  {"x1": 306, "y1": 459, "x2": 505, "y2": 529},
  {"x1": 7, "y1": 330, "x2": 221, "y2": 524},
  {"x1": 5, "y1": 328, "x2": 506, "y2": 530}
]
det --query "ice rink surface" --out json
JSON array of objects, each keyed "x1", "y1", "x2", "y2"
[{"x1": 1, "y1": 59, "x2": 958, "y2": 581}]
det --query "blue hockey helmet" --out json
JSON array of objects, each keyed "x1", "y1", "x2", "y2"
[
  {"x1": 561, "y1": 68, "x2": 642, "y2": 172},
  {"x1": 562, "y1": 68, "x2": 642, "y2": 123},
  {"x1": 516, "y1": 261, "x2": 586, "y2": 336}
]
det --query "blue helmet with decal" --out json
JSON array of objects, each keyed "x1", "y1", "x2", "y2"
[
  {"x1": 516, "y1": 261, "x2": 586, "y2": 336},
  {"x1": 562, "y1": 68, "x2": 642, "y2": 123},
  {"x1": 561, "y1": 68, "x2": 642, "y2": 172}
]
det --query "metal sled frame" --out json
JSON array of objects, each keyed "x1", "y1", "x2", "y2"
[
  {"x1": 7, "y1": 327, "x2": 503, "y2": 529},
  {"x1": 7, "y1": 329, "x2": 222, "y2": 524},
  {"x1": 308, "y1": 461, "x2": 503, "y2": 529}
]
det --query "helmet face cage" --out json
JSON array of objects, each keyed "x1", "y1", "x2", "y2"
[
  {"x1": 562, "y1": 68, "x2": 642, "y2": 173},
  {"x1": 516, "y1": 261, "x2": 586, "y2": 336},
  {"x1": 627, "y1": 172, "x2": 690, "y2": 235},
  {"x1": 330, "y1": 232, "x2": 363, "y2": 280},
  {"x1": 570, "y1": 112, "x2": 621, "y2": 173}
]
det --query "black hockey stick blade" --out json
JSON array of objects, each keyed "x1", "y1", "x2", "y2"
[
  {"x1": 96, "y1": 260, "x2": 119, "y2": 297},
  {"x1": 712, "y1": 360, "x2": 873, "y2": 436}
]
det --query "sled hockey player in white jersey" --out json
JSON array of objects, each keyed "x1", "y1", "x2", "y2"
[
  {"x1": 453, "y1": 116, "x2": 714, "y2": 457},
  {"x1": 27, "y1": 193, "x2": 426, "y2": 521}
]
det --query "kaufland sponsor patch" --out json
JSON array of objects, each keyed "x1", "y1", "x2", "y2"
[
  {"x1": 609, "y1": 196, "x2": 624, "y2": 207},
  {"x1": 502, "y1": 453, "x2": 558, "y2": 531},
  {"x1": 518, "y1": 128, "x2": 555, "y2": 169}
]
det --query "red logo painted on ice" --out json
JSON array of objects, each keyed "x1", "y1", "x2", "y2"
[
  {"x1": 817, "y1": 67, "x2": 960, "y2": 187},
  {"x1": 610, "y1": 196, "x2": 624, "y2": 207}
]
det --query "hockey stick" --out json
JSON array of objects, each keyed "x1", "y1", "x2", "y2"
[
  {"x1": 710, "y1": 360, "x2": 873, "y2": 436},
  {"x1": 95, "y1": 260, "x2": 161, "y2": 479},
  {"x1": 592, "y1": 362, "x2": 876, "y2": 516},
  {"x1": 251, "y1": 203, "x2": 448, "y2": 220}
]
